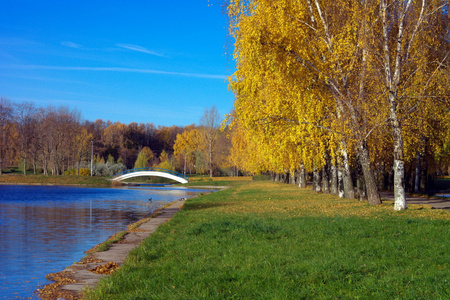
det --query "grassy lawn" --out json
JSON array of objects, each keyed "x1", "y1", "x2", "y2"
[{"x1": 86, "y1": 181, "x2": 449, "y2": 299}]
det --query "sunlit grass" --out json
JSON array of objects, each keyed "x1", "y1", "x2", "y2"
[
  {"x1": 188, "y1": 176, "x2": 253, "y2": 182},
  {"x1": 86, "y1": 181, "x2": 449, "y2": 299}
]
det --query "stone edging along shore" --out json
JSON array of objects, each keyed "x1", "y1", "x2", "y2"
[{"x1": 37, "y1": 199, "x2": 187, "y2": 300}]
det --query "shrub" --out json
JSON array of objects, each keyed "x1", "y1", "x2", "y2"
[{"x1": 93, "y1": 162, "x2": 126, "y2": 177}]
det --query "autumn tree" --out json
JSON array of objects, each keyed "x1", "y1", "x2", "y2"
[
  {"x1": 227, "y1": 0, "x2": 449, "y2": 210},
  {"x1": 372, "y1": 0, "x2": 449, "y2": 210},
  {"x1": 157, "y1": 150, "x2": 174, "y2": 170},
  {"x1": 0, "y1": 97, "x2": 14, "y2": 174},
  {"x1": 74, "y1": 128, "x2": 93, "y2": 175},
  {"x1": 173, "y1": 127, "x2": 201, "y2": 175},
  {"x1": 14, "y1": 101, "x2": 38, "y2": 175},
  {"x1": 200, "y1": 105, "x2": 221, "y2": 177},
  {"x1": 134, "y1": 146, "x2": 154, "y2": 169},
  {"x1": 227, "y1": 0, "x2": 365, "y2": 199},
  {"x1": 226, "y1": 111, "x2": 272, "y2": 176}
]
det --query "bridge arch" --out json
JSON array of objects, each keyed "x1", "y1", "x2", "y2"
[{"x1": 112, "y1": 168, "x2": 189, "y2": 184}]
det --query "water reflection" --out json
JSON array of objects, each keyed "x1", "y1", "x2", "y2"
[{"x1": 0, "y1": 185, "x2": 208, "y2": 299}]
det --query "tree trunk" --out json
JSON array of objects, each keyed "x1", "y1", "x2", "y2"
[
  {"x1": 414, "y1": 152, "x2": 421, "y2": 193},
  {"x1": 392, "y1": 132, "x2": 407, "y2": 209},
  {"x1": 209, "y1": 137, "x2": 213, "y2": 177},
  {"x1": 356, "y1": 158, "x2": 366, "y2": 201},
  {"x1": 342, "y1": 148, "x2": 355, "y2": 199},
  {"x1": 393, "y1": 159, "x2": 407, "y2": 210},
  {"x1": 358, "y1": 144, "x2": 381, "y2": 205},
  {"x1": 421, "y1": 157, "x2": 428, "y2": 191},
  {"x1": 322, "y1": 165, "x2": 330, "y2": 194},
  {"x1": 330, "y1": 164, "x2": 338, "y2": 195},
  {"x1": 377, "y1": 162, "x2": 385, "y2": 191},
  {"x1": 337, "y1": 167, "x2": 345, "y2": 198},
  {"x1": 391, "y1": 111, "x2": 407, "y2": 210},
  {"x1": 184, "y1": 152, "x2": 187, "y2": 176},
  {"x1": 275, "y1": 173, "x2": 280, "y2": 182},
  {"x1": 313, "y1": 169, "x2": 321, "y2": 192},
  {"x1": 380, "y1": 0, "x2": 409, "y2": 210},
  {"x1": 298, "y1": 164, "x2": 307, "y2": 188},
  {"x1": 356, "y1": 175, "x2": 366, "y2": 201},
  {"x1": 289, "y1": 171, "x2": 296, "y2": 185},
  {"x1": 23, "y1": 154, "x2": 27, "y2": 175}
]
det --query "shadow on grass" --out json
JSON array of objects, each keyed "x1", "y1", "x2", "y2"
[{"x1": 183, "y1": 201, "x2": 238, "y2": 211}]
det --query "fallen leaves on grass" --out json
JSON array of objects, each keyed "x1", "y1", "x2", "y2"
[{"x1": 207, "y1": 182, "x2": 450, "y2": 220}]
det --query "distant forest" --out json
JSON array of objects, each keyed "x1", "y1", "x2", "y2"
[{"x1": 0, "y1": 98, "x2": 231, "y2": 177}]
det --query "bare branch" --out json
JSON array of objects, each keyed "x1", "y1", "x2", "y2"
[{"x1": 405, "y1": 0, "x2": 426, "y2": 62}]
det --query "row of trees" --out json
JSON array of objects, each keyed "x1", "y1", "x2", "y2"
[
  {"x1": 0, "y1": 98, "x2": 89, "y2": 176},
  {"x1": 226, "y1": 0, "x2": 449, "y2": 210},
  {"x1": 0, "y1": 97, "x2": 231, "y2": 177}
]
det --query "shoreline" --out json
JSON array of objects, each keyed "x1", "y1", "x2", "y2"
[{"x1": 37, "y1": 199, "x2": 187, "y2": 300}]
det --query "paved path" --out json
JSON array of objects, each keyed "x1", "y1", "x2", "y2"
[
  {"x1": 47, "y1": 199, "x2": 185, "y2": 299},
  {"x1": 380, "y1": 192, "x2": 450, "y2": 209}
]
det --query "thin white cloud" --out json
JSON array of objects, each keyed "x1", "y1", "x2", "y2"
[
  {"x1": 4, "y1": 64, "x2": 228, "y2": 80},
  {"x1": 61, "y1": 41, "x2": 83, "y2": 49},
  {"x1": 116, "y1": 43, "x2": 164, "y2": 57}
]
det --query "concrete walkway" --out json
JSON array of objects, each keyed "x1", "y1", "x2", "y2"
[
  {"x1": 43, "y1": 199, "x2": 185, "y2": 299},
  {"x1": 379, "y1": 192, "x2": 450, "y2": 209}
]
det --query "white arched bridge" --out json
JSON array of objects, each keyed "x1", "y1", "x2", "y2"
[{"x1": 112, "y1": 167, "x2": 189, "y2": 184}]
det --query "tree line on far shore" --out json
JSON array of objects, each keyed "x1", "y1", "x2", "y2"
[{"x1": 0, "y1": 98, "x2": 231, "y2": 177}]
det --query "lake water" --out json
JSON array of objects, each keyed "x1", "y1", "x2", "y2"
[{"x1": 0, "y1": 184, "x2": 209, "y2": 299}]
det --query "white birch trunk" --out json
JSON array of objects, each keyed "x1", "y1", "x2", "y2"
[
  {"x1": 380, "y1": 0, "x2": 412, "y2": 210},
  {"x1": 394, "y1": 159, "x2": 407, "y2": 210},
  {"x1": 342, "y1": 148, "x2": 355, "y2": 199},
  {"x1": 313, "y1": 169, "x2": 321, "y2": 193},
  {"x1": 298, "y1": 164, "x2": 307, "y2": 188},
  {"x1": 338, "y1": 167, "x2": 345, "y2": 198}
]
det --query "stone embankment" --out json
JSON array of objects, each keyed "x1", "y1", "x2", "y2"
[{"x1": 38, "y1": 200, "x2": 186, "y2": 300}]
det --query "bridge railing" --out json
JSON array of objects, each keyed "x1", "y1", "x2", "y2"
[{"x1": 113, "y1": 167, "x2": 189, "y2": 181}]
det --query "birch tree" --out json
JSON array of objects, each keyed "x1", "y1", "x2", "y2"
[
  {"x1": 375, "y1": 0, "x2": 449, "y2": 210},
  {"x1": 228, "y1": 0, "x2": 381, "y2": 203},
  {"x1": 227, "y1": 0, "x2": 448, "y2": 209}
]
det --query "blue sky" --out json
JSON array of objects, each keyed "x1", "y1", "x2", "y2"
[{"x1": 0, "y1": 1, "x2": 235, "y2": 126}]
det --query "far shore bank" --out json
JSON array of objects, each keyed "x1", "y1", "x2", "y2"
[{"x1": 0, "y1": 174, "x2": 113, "y2": 186}]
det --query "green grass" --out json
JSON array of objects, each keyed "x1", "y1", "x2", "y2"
[
  {"x1": 252, "y1": 174, "x2": 271, "y2": 181},
  {"x1": 86, "y1": 181, "x2": 449, "y2": 300},
  {"x1": 94, "y1": 230, "x2": 128, "y2": 253}
]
